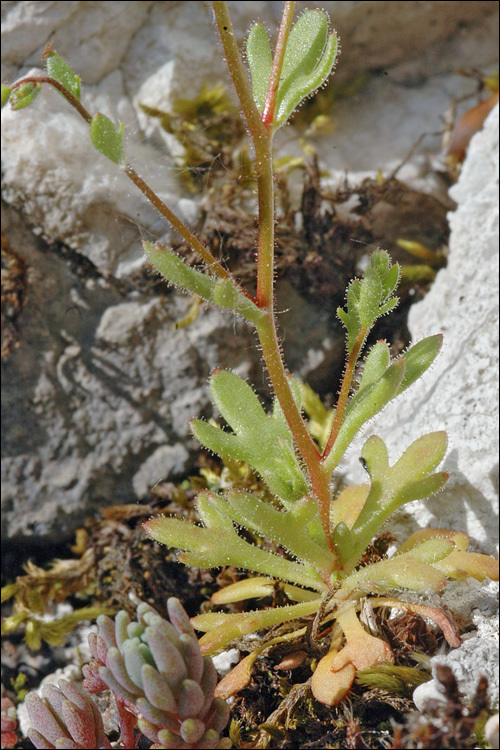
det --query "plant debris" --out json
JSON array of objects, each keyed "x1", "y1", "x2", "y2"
[{"x1": 390, "y1": 665, "x2": 491, "y2": 749}]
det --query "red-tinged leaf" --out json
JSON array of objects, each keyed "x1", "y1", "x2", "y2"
[{"x1": 214, "y1": 653, "x2": 258, "y2": 700}]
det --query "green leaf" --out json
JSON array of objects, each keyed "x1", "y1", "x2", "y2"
[
  {"x1": 143, "y1": 241, "x2": 217, "y2": 300},
  {"x1": 357, "y1": 341, "x2": 391, "y2": 394},
  {"x1": 191, "y1": 370, "x2": 308, "y2": 505},
  {"x1": 275, "y1": 12, "x2": 338, "y2": 128},
  {"x1": 193, "y1": 599, "x2": 321, "y2": 654},
  {"x1": 332, "y1": 522, "x2": 354, "y2": 563},
  {"x1": 90, "y1": 113, "x2": 125, "y2": 165},
  {"x1": 143, "y1": 493, "x2": 324, "y2": 591},
  {"x1": 390, "y1": 431, "x2": 448, "y2": 485},
  {"x1": 342, "y1": 543, "x2": 453, "y2": 594},
  {"x1": 9, "y1": 82, "x2": 41, "y2": 110},
  {"x1": 246, "y1": 22, "x2": 272, "y2": 113},
  {"x1": 46, "y1": 52, "x2": 81, "y2": 100},
  {"x1": 337, "y1": 251, "x2": 400, "y2": 353},
  {"x1": 397, "y1": 335, "x2": 442, "y2": 394},
  {"x1": 324, "y1": 359, "x2": 406, "y2": 474},
  {"x1": 212, "y1": 278, "x2": 265, "y2": 325},
  {"x1": 210, "y1": 370, "x2": 268, "y2": 434},
  {"x1": 341, "y1": 433, "x2": 449, "y2": 571},
  {"x1": 224, "y1": 491, "x2": 335, "y2": 575},
  {"x1": 1, "y1": 85, "x2": 12, "y2": 108},
  {"x1": 245, "y1": 10, "x2": 338, "y2": 129}
]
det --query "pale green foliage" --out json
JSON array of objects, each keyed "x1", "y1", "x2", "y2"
[
  {"x1": 336, "y1": 432, "x2": 449, "y2": 571},
  {"x1": 46, "y1": 52, "x2": 81, "y2": 100},
  {"x1": 8, "y1": 82, "x2": 41, "y2": 110},
  {"x1": 4, "y1": 0, "x2": 498, "y2": 714},
  {"x1": 246, "y1": 10, "x2": 339, "y2": 128},
  {"x1": 323, "y1": 333, "x2": 443, "y2": 473},
  {"x1": 89, "y1": 113, "x2": 125, "y2": 165},
  {"x1": 337, "y1": 250, "x2": 400, "y2": 352},
  {"x1": 143, "y1": 241, "x2": 217, "y2": 300},
  {"x1": 191, "y1": 370, "x2": 308, "y2": 505},
  {"x1": 1, "y1": 84, "x2": 12, "y2": 108},
  {"x1": 143, "y1": 244, "x2": 266, "y2": 325}
]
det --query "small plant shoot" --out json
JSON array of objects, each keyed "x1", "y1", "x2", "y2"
[{"x1": 4, "y1": 0, "x2": 498, "y2": 738}]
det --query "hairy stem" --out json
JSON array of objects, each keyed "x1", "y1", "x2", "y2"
[
  {"x1": 211, "y1": 2, "x2": 264, "y2": 139},
  {"x1": 11, "y1": 76, "x2": 91, "y2": 123},
  {"x1": 322, "y1": 330, "x2": 367, "y2": 462},
  {"x1": 261, "y1": 1, "x2": 296, "y2": 126},
  {"x1": 125, "y1": 166, "x2": 236, "y2": 283},
  {"x1": 11, "y1": 75, "x2": 235, "y2": 283},
  {"x1": 212, "y1": 2, "x2": 339, "y2": 558}
]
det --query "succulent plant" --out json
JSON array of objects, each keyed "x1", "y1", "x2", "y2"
[
  {"x1": 1, "y1": 696, "x2": 20, "y2": 750},
  {"x1": 25, "y1": 679, "x2": 111, "y2": 749},
  {"x1": 82, "y1": 598, "x2": 230, "y2": 749},
  {"x1": 24, "y1": 599, "x2": 230, "y2": 749}
]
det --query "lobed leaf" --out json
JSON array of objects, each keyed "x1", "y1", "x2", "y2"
[
  {"x1": 193, "y1": 599, "x2": 321, "y2": 654},
  {"x1": 223, "y1": 490, "x2": 335, "y2": 575},
  {"x1": 191, "y1": 370, "x2": 308, "y2": 505},
  {"x1": 337, "y1": 251, "x2": 400, "y2": 353},
  {"x1": 342, "y1": 552, "x2": 449, "y2": 594},
  {"x1": 144, "y1": 498, "x2": 324, "y2": 591},
  {"x1": 339, "y1": 433, "x2": 448, "y2": 571}
]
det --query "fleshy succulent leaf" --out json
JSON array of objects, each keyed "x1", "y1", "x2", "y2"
[
  {"x1": 81, "y1": 600, "x2": 230, "y2": 747},
  {"x1": 25, "y1": 682, "x2": 111, "y2": 750}
]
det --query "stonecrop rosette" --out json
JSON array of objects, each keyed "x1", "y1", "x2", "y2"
[{"x1": 83, "y1": 598, "x2": 230, "y2": 749}]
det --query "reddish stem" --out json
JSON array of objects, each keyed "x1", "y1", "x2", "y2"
[
  {"x1": 10, "y1": 75, "x2": 237, "y2": 285},
  {"x1": 261, "y1": 2, "x2": 296, "y2": 126},
  {"x1": 322, "y1": 330, "x2": 366, "y2": 461}
]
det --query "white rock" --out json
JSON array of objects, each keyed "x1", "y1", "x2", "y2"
[
  {"x1": 212, "y1": 648, "x2": 240, "y2": 676},
  {"x1": 343, "y1": 105, "x2": 500, "y2": 712},
  {"x1": 341, "y1": 105, "x2": 500, "y2": 553},
  {"x1": 485, "y1": 713, "x2": 500, "y2": 750}
]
